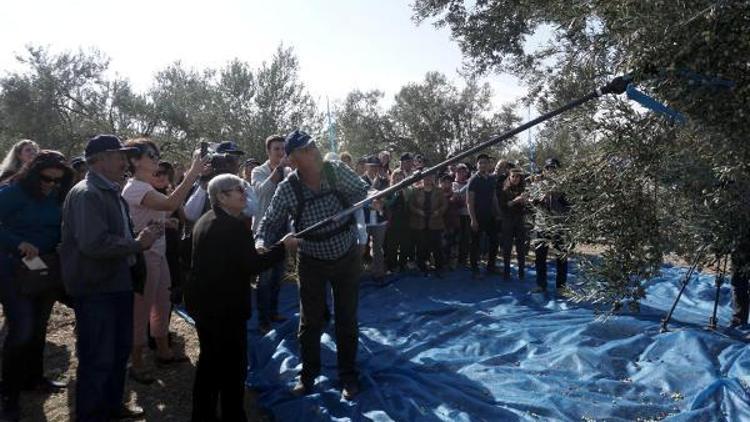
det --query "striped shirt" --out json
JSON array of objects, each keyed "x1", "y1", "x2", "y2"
[{"x1": 256, "y1": 160, "x2": 368, "y2": 261}]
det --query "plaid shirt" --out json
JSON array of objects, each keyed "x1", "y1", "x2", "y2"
[{"x1": 256, "y1": 160, "x2": 368, "y2": 261}]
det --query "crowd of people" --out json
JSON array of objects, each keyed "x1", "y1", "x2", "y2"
[{"x1": 1, "y1": 131, "x2": 748, "y2": 421}]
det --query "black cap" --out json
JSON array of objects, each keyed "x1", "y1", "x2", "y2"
[
  {"x1": 400, "y1": 152, "x2": 413, "y2": 161},
  {"x1": 84, "y1": 134, "x2": 136, "y2": 159},
  {"x1": 242, "y1": 157, "x2": 261, "y2": 167},
  {"x1": 284, "y1": 130, "x2": 315, "y2": 156},
  {"x1": 364, "y1": 155, "x2": 381, "y2": 166},
  {"x1": 544, "y1": 157, "x2": 561, "y2": 169},
  {"x1": 70, "y1": 156, "x2": 86, "y2": 168},
  {"x1": 215, "y1": 141, "x2": 245, "y2": 155}
]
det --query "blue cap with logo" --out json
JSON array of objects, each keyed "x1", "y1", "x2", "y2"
[
  {"x1": 284, "y1": 129, "x2": 315, "y2": 156},
  {"x1": 84, "y1": 134, "x2": 137, "y2": 159}
]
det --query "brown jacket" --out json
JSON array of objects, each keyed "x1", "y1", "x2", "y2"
[{"x1": 408, "y1": 188, "x2": 447, "y2": 230}]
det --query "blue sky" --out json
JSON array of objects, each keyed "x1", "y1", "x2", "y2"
[{"x1": 0, "y1": 0, "x2": 527, "y2": 108}]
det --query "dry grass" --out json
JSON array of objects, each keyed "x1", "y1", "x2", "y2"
[{"x1": 0, "y1": 302, "x2": 270, "y2": 421}]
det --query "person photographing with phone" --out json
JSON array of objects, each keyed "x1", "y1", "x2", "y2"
[
  {"x1": 251, "y1": 135, "x2": 291, "y2": 334},
  {"x1": 121, "y1": 138, "x2": 208, "y2": 384},
  {"x1": 0, "y1": 151, "x2": 73, "y2": 420},
  {"x1": 60, "y1": 134, "x2": 164, "y2": 421}
]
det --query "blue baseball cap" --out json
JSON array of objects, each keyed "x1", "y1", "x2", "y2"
[
  {"x1": 84, "y1": 134, "x2": 137, "y2": 159},
  {"x1": 284, "y1": 129, "x2": 315, "y2": 156},
  {"x1": 215, "y1": 141, "x2": 245, "y2": 155}
]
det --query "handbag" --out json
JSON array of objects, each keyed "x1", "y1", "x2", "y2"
[{"x1": 15, "y1": 253, "x2": 63, "y2": 297}]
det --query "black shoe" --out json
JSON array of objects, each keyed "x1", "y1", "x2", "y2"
[
  {"x1": 531, "y1": 286, "x2": 545, "y2": 294},
  {"x1": 155, "y1": 354, "x2": 190, "y2": 367},
  {"x1": 341, "y1": 380, "x2": 360, "y2": 401},
  {"x1": 128, "y1": 367, "x2": 155, "y2": 385},
  {"x1": 112, "y1": 404, "x2": 145, "y2": 420},
  {"x1": 270, "y1": 314, "x2": 288, "y2": 323},
  {"x1": 290, "y1": 380, "x2": 314, "y2": 397},
  {"x1": 22, "y1": 376, "x2": 67, "y2": 393},
  {"x1": 0, "y1": 395, "x2": 19, "y2": 422}
]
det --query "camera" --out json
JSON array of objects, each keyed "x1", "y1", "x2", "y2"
[{"x1": 198, "y1": 141, "x2": 244, "y2": 181}]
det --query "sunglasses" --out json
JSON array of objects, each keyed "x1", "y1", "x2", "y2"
[
  {"x1": 145, "y1": 149, "x2": 160, "y2": 160},
  {"x1": 223, "y1": 185, "x2": 246, "y2": 194},
  {"x1": 39, "y1": 174, "x2": 63, "y2": 184}
]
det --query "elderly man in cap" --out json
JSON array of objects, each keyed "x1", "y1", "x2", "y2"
[
  {"x1": 256, "y1": 129, "x2": 368, "y2": 400},
  {"x1": 61, "y1": 134, "x2": 161, "y2": 421}
]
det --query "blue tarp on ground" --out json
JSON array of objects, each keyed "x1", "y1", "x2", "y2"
[{"x1": 229, "y1": 264, "x2": 750, "y2": 421}]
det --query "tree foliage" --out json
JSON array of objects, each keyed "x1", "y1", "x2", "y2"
[
  {"x1": 0, "y1": 45, "x2": 320, "y2": 162},
  {"x1": 335, "y1": 72, "x2": 520, "y2": 164},
  {"x1": 415, "y1": 0, "x2": 750, "y2": 310}
]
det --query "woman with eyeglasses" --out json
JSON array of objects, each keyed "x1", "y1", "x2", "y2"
[
  {"x1": 0, "y1": 151, "x2": 72, "y2": 419},
  {"x1": 0, "y1": 139, "x2": 40, "y2": 186},
  {"x1": 185, "y1": 174, "x2": 298, "y2": 421},
  {"x1": 499, "y1": 167, "x2": 531, "y2": 281},
  {"x1": 121, "y1": 138, "x2": 207, "y2": 384}
]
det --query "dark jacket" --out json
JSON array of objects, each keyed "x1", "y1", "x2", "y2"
[
  {"x1": 499, "y1": 181, "x2": 528, "y2": 222},
  {"x1": 185, "y1": 206, "x2": 285, "y2": 321},
  {"x1": 60, "y1": 172, "x2": 141, "y2": 297},
  {"x1": 0, "y1": 183, "x2": 62, "y2": 256},
  {"x1": 385, "y1": 190, "x2": 410, "y2": 230},
  {"x1": 408, "y1": 188, "x2": 447, "y2": 231},
  {"x1": 362, "y1": 174, "x2": 389, "y2": 225}
]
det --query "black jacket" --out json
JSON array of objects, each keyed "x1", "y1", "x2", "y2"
[{"x1": 185, "y1": 206, "x2": 285, "y2": 321}]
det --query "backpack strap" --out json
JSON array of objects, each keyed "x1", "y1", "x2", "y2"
[
  {"x1": 288, "y1": 172, "x2": 306, "y2": 233},
  {"x1": 288, "y1": 162, "x2": 356, "y2": 241}
]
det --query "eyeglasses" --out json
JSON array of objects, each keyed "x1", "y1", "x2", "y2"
[
  {"x1": 39, "y1": 174, "x2": 63, "y2": 184},
  {"x1": 222, "y1": 185, "x2": 246, "y2": 194}
]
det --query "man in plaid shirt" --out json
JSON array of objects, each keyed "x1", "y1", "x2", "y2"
[{"x1": 255, "y1": 129, "x2": 368, "y2": 400}]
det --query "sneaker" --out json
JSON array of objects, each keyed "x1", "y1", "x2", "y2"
[
  {"x1": 22, "y1": 376, "x2": 67, "y2": 393},
  {"x1": 129, "y1": 367, "x2": 155, "y2": 385},
  {"x1": 341, "y1": 380, "x2": 361, "y2": 400},
  {"x1": 0, "y1": 395, "x2": 19, "y2": 422},
  {"x1": 112, "y1": 404, "x2": 145, "y2": 420},
  {"x1": 270, "y1": 314, "x2": 288, "y2": 323},
  {"x1": 530, "y1": 286, "x2": 545, "y2": 294},
  {"x1": 290, "y1": 380, "x2": 314, "y2": 397},
  {"x1": 155, "y1": 354, "x2": 190, "y2": 367}
]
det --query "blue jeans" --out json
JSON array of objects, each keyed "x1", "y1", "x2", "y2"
[
  {"x1": 256, "y1": 260, "x2": 285, "y2": 325},
  {"x1": 73, "y1": 290, "x2": 133, "y2": 422},
  {"x1": 0, "y1": 255, "x2": 55, "y2": 402}
]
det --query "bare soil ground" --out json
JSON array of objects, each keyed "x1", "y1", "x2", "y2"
[{"x1": 0, "y1": 303, "x2": 270, "y2": 422}]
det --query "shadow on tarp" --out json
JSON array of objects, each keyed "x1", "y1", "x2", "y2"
[{"x1": 177, "y1": 263, "x2": 750, "y2": 421}]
